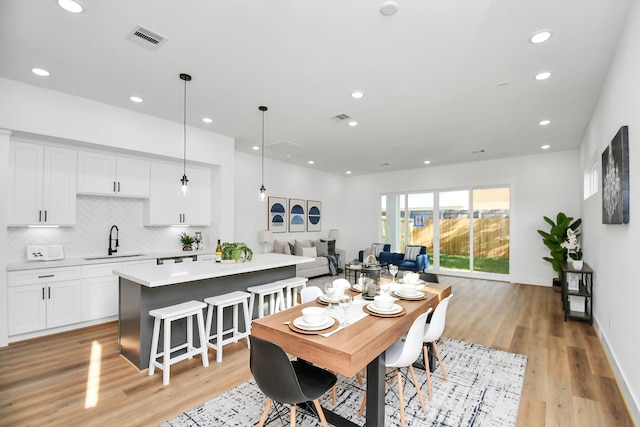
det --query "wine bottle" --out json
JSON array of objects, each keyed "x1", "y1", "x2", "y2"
[{"x1": 215, "y1": 239, "x2": 222, "y2": 262}]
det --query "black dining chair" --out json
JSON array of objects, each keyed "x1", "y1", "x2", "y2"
[{"x1": 249, "y1": 335, "x2": 337, "y2": 427}]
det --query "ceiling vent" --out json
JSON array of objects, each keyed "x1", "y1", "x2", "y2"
[
  {"x1": 330, "y1": 113, "x2": 351, "y2": 122},
  {"x1": 126, "y1": 25, "x2": 168, "y2": 50}
]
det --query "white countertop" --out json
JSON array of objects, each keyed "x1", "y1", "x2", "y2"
[
  {"x1": 113, "y1": 253, "x2": 314, "y2": 287},
  {"x1": 7, "y1": 249, "x2": 215, "y2": 271}
]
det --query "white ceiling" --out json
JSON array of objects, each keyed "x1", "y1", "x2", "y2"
[{"x1": 0, "y1": 0, "x2": 633, "y2": 175}]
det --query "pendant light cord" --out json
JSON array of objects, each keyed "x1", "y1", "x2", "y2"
[
  {"x1": 261, "y1": 109, "x2": 265, "y2": 186},
  {"x1": 183, "y1": 77, "x2": 187, "y2": 177}
]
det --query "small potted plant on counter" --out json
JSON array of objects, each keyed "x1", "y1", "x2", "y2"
[
  {"x1": 220, "y1": 242, "x2": 253, "y2": 263},
  {"x1": 180, "y1": 232, "x2": 195, "y2": 251}
]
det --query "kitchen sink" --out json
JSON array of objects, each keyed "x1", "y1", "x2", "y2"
[{"x1": 84, "y1": 253, "x2": 146, "y2": 261}]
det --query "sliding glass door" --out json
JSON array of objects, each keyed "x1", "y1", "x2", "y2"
[{"x1": 381, "y1": 186, "x2": 510, "y2": 276}]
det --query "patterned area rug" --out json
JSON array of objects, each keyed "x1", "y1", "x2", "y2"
[{"x1": 162, "y1": 338, "x2": 526, "y2": 427}]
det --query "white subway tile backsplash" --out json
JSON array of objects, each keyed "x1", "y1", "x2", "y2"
[{"x1": 7, "y1": 195, "x2": 215, "y2": 261}]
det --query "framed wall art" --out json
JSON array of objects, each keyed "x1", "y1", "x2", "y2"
[
  {"x1": 307, "y1": 200, "x2": 322, "y2": 232},
  {"x1": 289, "y1": 198, "x2": 306, "y2": 232},
  {"x1": 268, "y1": 197, "x2": 287, "y2": 232},
  {"x1": 602, "y1": 126, "x2": 629, "y2": 224}
]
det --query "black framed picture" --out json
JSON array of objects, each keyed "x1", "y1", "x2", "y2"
[{"x1": 602, "y1": 126, "x2": 629, "y2": 224}]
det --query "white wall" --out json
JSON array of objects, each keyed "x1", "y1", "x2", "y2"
[
  {"x1": 233, "y1": 151, "x2": 346, "y2": 253},
  {"x1": 579, "y1": 0, "x2": 640, "y2": 420},
  {"x1": 341, "y1": 151, "x2": 582, "y2": 286}
]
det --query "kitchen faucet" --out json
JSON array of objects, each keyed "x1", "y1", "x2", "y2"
[{"x1": 108, "y1": 225, "x2": 119, "y2": 255}]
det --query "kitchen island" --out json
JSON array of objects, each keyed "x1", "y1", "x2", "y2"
[{"x1": 113, "y1": 253, "x2": 313, "y2": 369}]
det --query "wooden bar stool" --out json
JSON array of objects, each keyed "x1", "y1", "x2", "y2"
[
  {"x1": 247, "y1": 282, "x2": 286, "y2": 319},
  {"x1": 204, "y1": 291, "x2": 251, "y2": 363},
  {"x1": 148, "y1": 300, "x2": 209, "y2": 385},
  {"x1": 276, "y1": 277, "x2": 309, "y2": 308}
]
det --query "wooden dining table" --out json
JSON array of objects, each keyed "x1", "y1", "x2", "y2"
[{"x1": 251, "y1": 281, "x2": 452, "y2": 427}]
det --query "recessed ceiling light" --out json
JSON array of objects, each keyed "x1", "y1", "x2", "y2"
[
  {"x1": 423, "y1": 160, "x2": 431, "y2": 165},
  {"x1": 380, "y1": 1, "x2": 399, "y2": 16},
  {"x1": 308, "y1": 160, "x2": 315, "y2": 165},
  {"x1": 346, "y1": 170, "x2": 352, "y2": 175},
  {"x1": 539, "y1": 120, "x2": 551, "y2": 126},
  {"x1": 541, "y1": 144, "x2": 551, "y2": 150},
  {"x1": 32, "y1": 68, "x2": 50, "y2": 77},
  {"x1": 252, "y1": 146, "x2": 260, "y2": 151},
  {"x1": 348, "y1": 121, "x2": 358, "y2": 127},
  {"x1": 351, "y1": 91, "x2": 364, "y2": 99},
  {"x1": 535, "y1": 71, "x2": 552, "y2": 80},
  {"x1": 57, "y1": 0, "x2": 83, "y2": 13},
  {"x1": 129, "y1": 96, "x2": 143, "y2": 103},
  {"x1": 530, "y1": 30, "x2": 552, "y2": 44},
  {"x1": 202, "y1": 117, "x2": 213, "y2": 123}
]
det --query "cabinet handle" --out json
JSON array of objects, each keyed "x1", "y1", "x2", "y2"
[
  {"x1": 48, "y1": 287, "x2": 51, "y2": 299},
  {"x1": 39, "y1": 210, "x2": 42, "y2": 222},
  {"x1": 42, "y1": 287, "x2": 45, "y2": 300},
  {"x1": 117, "y1": 182, "x2": 121, "y2": 193},
  {"x1": 182, "y1": 213, "x2": 186, "y2": 223},
  {"x1": 38, "y1": 274, "x2": 54, "y2": 278},
  {"x1": 44, "y1": 210, "x2": 47, "y2": 222},
  {"x1": 113, "y1": 181, "x2": 117, "y2": 192}
]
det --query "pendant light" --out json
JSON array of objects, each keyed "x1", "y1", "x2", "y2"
[
  {"x1": 258, "y1": 105, "x2": 268, "y2": 202},
  {"x1": 179, "y1": 73, "x2": 192, "y2": 196}
]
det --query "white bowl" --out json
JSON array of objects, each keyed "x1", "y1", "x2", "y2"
[
  {"x1": 301, "y1": 307, "x2": 327, "y2": 325},
  {"x1": 373, "y1": 294, "x2": 394, "y2": 310},
  {"x1": 399, "y1": 284, "x2": 416, "y2": 295}
]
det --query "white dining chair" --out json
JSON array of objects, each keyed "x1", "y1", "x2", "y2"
[
  {"x1": 332, "y1": 278, "x2": 351, "y2": 292},
  {"x1": 300, "y1": 286, "x2": 323, "y2": 303},
  {"x1": 359, "y1": 308, "x2": 431, "y2": 426},
  {"x1": 422, "y1": 294, "x2": 452, "y2": 401}
]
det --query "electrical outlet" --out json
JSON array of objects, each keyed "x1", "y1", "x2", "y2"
[{"x1": 609, "y1": 318, "x2": 613, "y2": 330}]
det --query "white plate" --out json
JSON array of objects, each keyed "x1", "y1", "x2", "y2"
[
  {"x1": 320, "y1": 294, "x2": 341, "y2": 303},
  {"x1": 395, "y1": 290, "x2": 425, "y2": 298},
  {"x1": 367, "y1": 303, "x2": 402, "y2": 314},
  {"x1": 352, "y1": 284, "x2": 362, "y2": 291},
  {"x1": 293, "y1": 316, "x2": 336, "y2": 331},
  {"x1": 398, "y1": 278, "x2": 425, "y2": 285}
]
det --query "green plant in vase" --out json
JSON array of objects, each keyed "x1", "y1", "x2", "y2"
[
  {"x1": 220, "y1": 242, "x2": 253, "y2": 262},
  {"x1": 537, "y1": 212, "x2": 581, "y2": 283},
  {"x1": 180, "y1": 232, "x2": 195, "y2": 251}
]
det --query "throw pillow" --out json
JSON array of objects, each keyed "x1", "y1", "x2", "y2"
[
  {"x1": 302, "y1": 246, "x2": 317, "y2": 258},
  {"x1": 293, "y1": 242, "x2": 305, "y2": 256},
  {"x1": 404, "y1": 245, "x2": 422, "y2": 261},
  {"x1": 371, "y1": 243, "x2": 384, "y2": 258},
  {"x1": 313, "y1": 241, "x2": 329, "y2": 257},
  {"x1": 296, "y1": 239, "x2": 312, "y2": 248},
  {"x1": 273, "y1": 240, "x2": 286, "y2": 254},
  {"x1": 321, "y1": 239, "x2": 336, "y2": 255}
]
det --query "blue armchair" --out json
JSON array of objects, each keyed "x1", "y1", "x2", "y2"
[
  {"x1": 358, "y1": 243, "x2": 391, "y2": 263},
  {"x1": 379, "y1": 246, "x2": 430, "y2": 272}
]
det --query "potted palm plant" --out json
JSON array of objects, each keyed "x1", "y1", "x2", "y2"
[
  {"x1": 180, "y1": 232, "x2": 195, "y2": 251},
  {"x1": 220, "y1": 242, "x2": 253, "y2": 263},
  {"x1": 537, "y1": 212, "x2": 581, "y2": 290}
]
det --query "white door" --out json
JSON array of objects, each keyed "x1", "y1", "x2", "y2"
[
  {"x1": 46, "y1": 281, "x2": 82, "y2": 328},
  {"x1": 116, "y1": 157, "x2": 150, "y2": 197},
  {"x1": 42, "y1": 146, "x2": 77, "y2": 225},
  {"x1": 77, "y1": 151, "x2": 117, "y2": 195},
  {"x1": 8, "y1": 284, "x2": 47, "y2": 335},
  {"x1": 8, "y1": 141, "x2": 44, "y2": 225}
]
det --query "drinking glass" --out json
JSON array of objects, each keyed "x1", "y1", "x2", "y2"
[
  {"x1": 324, "y1": 282, "x2": 336, "y2": 310},
  {"x1": 338, "y1": 294, "x2": 353, "y2": 326},
  {"x1": 389, "y1": 264, "x2": 399, "y2": 283}
]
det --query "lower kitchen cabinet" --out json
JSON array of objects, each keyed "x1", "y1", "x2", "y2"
[{"x1": 8, "y1": 267, "x2": 82, "y2": 335}]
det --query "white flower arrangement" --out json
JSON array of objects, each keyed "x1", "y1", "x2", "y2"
[{"x1": 561, "y1": 229, "x2": 582, "y2": 261}]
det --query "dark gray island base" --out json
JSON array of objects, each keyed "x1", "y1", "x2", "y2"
[{"x1": 119, "y1": 264, "x2": 297, "y2": 370}]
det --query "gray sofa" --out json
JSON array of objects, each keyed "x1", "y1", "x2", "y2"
[{"x1": 272, "y1": 239, "x2": 344, "y2": 278}]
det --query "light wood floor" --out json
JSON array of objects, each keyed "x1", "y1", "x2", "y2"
[{"x1": 0, "y1": 277, "x2": 634, "y2": 426}]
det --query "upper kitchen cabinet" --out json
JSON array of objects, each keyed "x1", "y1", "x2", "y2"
[
  {"x1": 144, "y1": 161, "x2": 211, "y2": 226},
  {"x1": 8, "y1": 141, "x2": 77, "y2": 226},
  {"x1": 77, "y1": 151, "x2": 150, "y2": 197}
]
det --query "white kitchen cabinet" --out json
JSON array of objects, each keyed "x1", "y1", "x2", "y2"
[
  {"x1": 81, "y1": 259, "x2": 156, "y2": 322},
  {"x1": 8, "y1": 141, "x2": 77, "y2": 226},
  {"x1": 8, "y1": 267, "x2": 82, "y2": 335},
  {"x1": 144, "y1": 162, "x2": 211, "y2": 226},
  {"x1": 77, "y1": 151, "x2": 150, "y2": 197}
]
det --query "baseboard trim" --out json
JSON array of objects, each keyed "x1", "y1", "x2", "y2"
[{"x1": 594, "y1": 317, "x2": 640, "y2": 426}]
